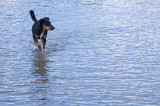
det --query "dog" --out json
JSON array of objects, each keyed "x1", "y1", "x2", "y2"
[{"x1": 30, "y1": 10, "x2": 55, "y2": 50}]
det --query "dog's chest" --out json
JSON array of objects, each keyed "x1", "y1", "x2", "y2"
[{"x1": 40, "y1": 31, "x2": 45, "y2": 36}]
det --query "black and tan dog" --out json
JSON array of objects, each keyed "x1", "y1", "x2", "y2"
[{"x1": 30, "y1": 10, "x2": 55, "y2": 50}]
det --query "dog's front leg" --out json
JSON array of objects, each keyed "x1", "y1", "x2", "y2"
[
  {"x1": 41, "y1": 31, "x2": 48, "y2": 50},
  {"x1": 42, "y1": 38, "x2": 46, "y2": 50}
]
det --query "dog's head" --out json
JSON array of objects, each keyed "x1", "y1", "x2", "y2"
[{"x1": 40, "y1": 18, "x2": 55, "y2": 30}]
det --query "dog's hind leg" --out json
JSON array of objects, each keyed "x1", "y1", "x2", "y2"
[
  {"x1": 33, "y1": 36, "x2": 37, "y2": 46},
  {"x1": 37, "y1": 42, "x2": 42, "y2": 51},
  {"x1": 34, "y1": 35, "x2": 42, "y2": 50}
]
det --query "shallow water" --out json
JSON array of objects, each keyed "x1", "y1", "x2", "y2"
[{"x1": 0, "y1": 0, "x2": 160, "y2": 105}]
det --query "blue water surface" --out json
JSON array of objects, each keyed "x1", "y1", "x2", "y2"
[{"x1": 0, "y1": 0, "x2": 160, "y2": 105}]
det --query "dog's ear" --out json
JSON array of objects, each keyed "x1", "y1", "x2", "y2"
[
  {"x1": 40, "y1": 19, "x2": 45, "y2": 23},
  {"x1": 44, "y1": 17, "x2": 49, "y2": 21}
]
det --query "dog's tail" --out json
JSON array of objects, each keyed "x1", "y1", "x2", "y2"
[{"x1": 30, "y1": 10, "x2": 37, "y2": 22}]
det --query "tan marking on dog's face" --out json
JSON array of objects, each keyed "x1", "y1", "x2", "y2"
[{"x1": 43, "y1": 25, "x2": 53, "y2": 30}]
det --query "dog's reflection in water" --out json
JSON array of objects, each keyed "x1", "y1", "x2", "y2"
[
  {"x1": 32, "y1": 51, "x2": 49, "y2": 76},
  {"x1": 30, "y1": 50, "x2": 50, "y2": 102}
]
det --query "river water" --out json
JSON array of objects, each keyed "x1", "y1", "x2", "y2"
[{"x1": 0, "y1": 0, "x2": 160, "y2": 105}]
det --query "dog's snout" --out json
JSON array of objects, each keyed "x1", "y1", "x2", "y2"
[{"x1": 50, "y1": 25, "x2": 55, "y2": 30}]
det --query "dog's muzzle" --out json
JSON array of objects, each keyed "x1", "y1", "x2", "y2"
[{"x1": 50, "y1": 25, "x2": 55, "y2": 30}]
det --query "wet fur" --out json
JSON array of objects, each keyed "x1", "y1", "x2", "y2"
[{"x1": 30, "y1": 10, "x2": 55, "y2": 50}]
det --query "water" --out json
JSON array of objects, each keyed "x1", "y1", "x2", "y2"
[{"x1": 0, "y1": 0, "x2": 160, "y2": 105}]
